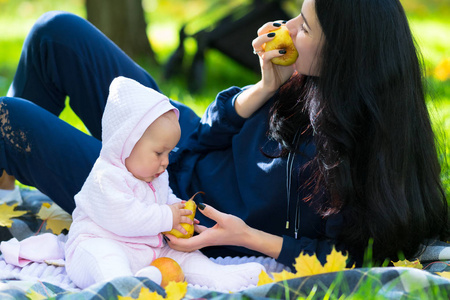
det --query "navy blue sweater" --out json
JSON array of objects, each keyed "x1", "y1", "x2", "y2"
[{"x1": 168, "y1": 86, "x2": 346, "y2": 268}]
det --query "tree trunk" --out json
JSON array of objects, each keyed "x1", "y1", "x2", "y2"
[{"x1": 85, "y1": 0, "x2": 158, "y2": 64}]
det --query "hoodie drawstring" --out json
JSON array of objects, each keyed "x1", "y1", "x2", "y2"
[
  {"x1": 148, "y1": 182, "x2": 157, "y2": 201},
  {"x1": 286, "y1": 130, "x2": 301, "y2": 239}
]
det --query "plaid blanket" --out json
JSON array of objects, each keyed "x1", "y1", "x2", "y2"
[
  {"x1": 1, "y1": 267, "x2": 450, "y2": 299},
  {"x1": 1, "y1": 189, "x2": 450, "y2": 299}
]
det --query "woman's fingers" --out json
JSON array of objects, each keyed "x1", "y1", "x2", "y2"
[
  {"x1": 193, "y1": 224, "x2": 208, "y2": 233},
  {"x1": 164, "y1": 232, "x2": 204, "y2": 252},
  {"x1": 256, "y1": 20, "x2": 285, "y2": 36},
  {"x1": 196, "y1": 203, "x2": 227, "y2": 223},
  {"x1": 165, "y1": 204, "x2": 250, "y2": 252},
  {"x1": 262, "y1": 50, "x2": 289, "y2": 64},
  {"x1": 252, "y1": 33, "x2": 274, "y2": 53},
  {"x1": 253, "y1": 21, "x2": 287, "y2": 52}
]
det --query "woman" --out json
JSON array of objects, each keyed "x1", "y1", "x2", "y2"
[
  {"x1": 169, "y1": 0, "x2": 450, "y2": 266},
  {"x1": 0, "y1": 0, "x2": 447, "y2": 268}
]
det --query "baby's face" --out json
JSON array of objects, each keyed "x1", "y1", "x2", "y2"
[{"x1": 125, "y1": 110, "x2": 180, "y2": 182}]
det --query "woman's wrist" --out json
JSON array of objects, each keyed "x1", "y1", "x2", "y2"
[
  {"x1": 241, "y1": 226, "x2": 283, "y2": 259},
  {"x1": 234, "y1": 81, "x2": 277, "y2": 118}
]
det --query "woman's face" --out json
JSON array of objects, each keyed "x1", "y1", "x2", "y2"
[{"x1": 286, "y1": 0, "x2": 324, "y2": 76}]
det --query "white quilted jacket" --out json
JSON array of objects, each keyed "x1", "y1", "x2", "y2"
[{"x1": 65, "y1": 77, "x2": 181, "y2": 259}]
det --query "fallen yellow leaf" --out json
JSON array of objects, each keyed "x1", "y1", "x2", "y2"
[
  {"x1": 36, "y1": 202, "x2": 72, "y2": 234},
  {"x1": 272, "y1": 269, "x2": 300, "y2": 282},
  {"x1": 437, "y1": 271, "x2": 450, "y2": 280},
  {"x1": 392, "y1": 259, "x2": 423, "y2": 269},
  {"x1": 118, "y1": 287, "x2": 164, "y2": 300},
  {"x1": 294, "y1": 252, "x2": 326, "y2": 277},
  {"x1": 257, "y1": 270, "x2": 274, "y2": 286},
  {"x1": 323, "y1": 247, "x2": 349, "y2": 273},
  {"x1": 165, "y1": 281, "x2": 188, "y2": 300},
  {"x1": 257, "y1": 247, "x2": 351, "y2": 286},
  {"x1": 117, "y1": 295, "x2": 134, "y2": 300},
  {"x1": 0, "y1": 203, "x2": 27, "y2": 227},
  {"x1": 25, "y1": 289, "x2": 48, "y2": 300},
  {"x1": 258, "y1": 246, "x2": 351, "y2": 286}
]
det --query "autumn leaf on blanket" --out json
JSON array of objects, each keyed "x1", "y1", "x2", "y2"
[
  {"x1": 323, "y1": 247, "x2": 350, "y2": 272},
  {"x1": 165, "y1": 281, "x2": 188, "y2": 300},
  {"x1": 116, "y1": 282, "x2": 187, "y2": 300},
  {"x1": 392, "y1": 259, "x2": 423, "y2": 269},
  {"x1": 37, "y1": 202, "x2": 72, "y2": 234},
  {"x1": 257, "y1": 270, "x2": 274, "y2": 286},
  {"x1": 272, "y1": 269, "x2": 301, "y2": 282},
  {"x1": 118, "y1": 287, "x2": 164, "y2": 300},
  {"x1": 437, "y1": 271, "x2": 450, "y2": 280},
  {"x1": 25, "y1": 289, "x2": 49, "y2": 300},
  {"x1": 258, "y1": 247, "x2": 350, "y2": 286},
  {"x1": 257, "y1": 269, "x2": 300, "y2": 286},
  {"x1": 294, "y1": 247, "x2": 350, "y2": 277},
  {"x1": 0, "y1": 203, "x2": 27, "y2": 227},
  {"x1": 294, "y1": 252, "x2": 326, "y2": 277}
]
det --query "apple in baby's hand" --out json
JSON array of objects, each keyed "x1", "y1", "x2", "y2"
[
  {"x1": 263, "y1": 25, "x2": 299, "y2": 66},
  {"x1": 150, "y1": 257, "x2": 185, "y2": 288},
  {"x1": 163, "y1": 191, "x2": 204, "y2": 239}
]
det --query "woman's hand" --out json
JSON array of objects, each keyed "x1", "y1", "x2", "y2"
[
  {"x1": 252, "y1": 21, "x2": 296, "y2": 93},
  {"x1": 164, "y1": 203, "x2": 283, "y2": 259},
  {"x1": 164, "y1": 203, "x2": 251, "y2": 252},
  {"x1": 234, "y1": 21, "x2": 295, "y2": 118}
]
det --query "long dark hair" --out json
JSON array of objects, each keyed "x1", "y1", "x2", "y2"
[{"x1": 269, "y1": 0, "x2": 449, "y2": 262}]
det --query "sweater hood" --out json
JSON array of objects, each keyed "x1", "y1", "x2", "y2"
[{"x1": 101, "y1": 76, "x2": 179, "y2": 165}]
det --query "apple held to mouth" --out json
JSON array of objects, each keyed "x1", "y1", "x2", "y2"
[{"x1": 262, "y1": 25, "x2": 298, "y2": 66}]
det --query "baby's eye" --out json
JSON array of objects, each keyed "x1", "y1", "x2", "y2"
[{"x1": 155, "y1": 152, "x2": 163, "y2": 156}]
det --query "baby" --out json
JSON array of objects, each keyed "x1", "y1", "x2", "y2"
[{"x1": 64, "y1": 76, "x2": 264, "y2": 291}]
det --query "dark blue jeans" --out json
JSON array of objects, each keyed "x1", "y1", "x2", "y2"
[{"x1": 0, "y1": 11, "x2": 198, "y2": 213}]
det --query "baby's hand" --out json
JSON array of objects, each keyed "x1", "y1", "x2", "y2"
[{"x1": 169, "y1": 201, "x2": 194, "y2": 235}]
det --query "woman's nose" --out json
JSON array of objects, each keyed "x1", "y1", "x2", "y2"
[{"x1": 286, "y1": 15, "x2": 300, "y2": 36}]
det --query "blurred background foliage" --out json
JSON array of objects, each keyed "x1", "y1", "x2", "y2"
[
  {"x1": 0, "y1": 0, "x2": 448, "y2": 104},
  {"x1": 1, "y1": 0, "x2": 448, "y2": 99},
  {"x1": 0, "y1": 0, "x2": 449, "y2": 192}
]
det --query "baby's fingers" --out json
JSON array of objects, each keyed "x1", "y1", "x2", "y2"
[
  {"x1": 173, "y1": 202, "x2": 186, "y2": 209},
  {"x1": 180, "y1": 216, "x2": 193, "y2": 225},
  {"x1": 181, "y1": 208, "x2": 194, "y2": 217},
  {"x1": 174, "y1": 224, "x2": 188, "y2": 235}
]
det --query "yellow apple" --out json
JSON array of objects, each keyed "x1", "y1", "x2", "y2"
[
  {"x1": 262, "y1": 25, "x2": 298, "y2": 66},
  {"x1": 163, "y1": 191, "x2": 204, "y2": 238},
  {"x1": 150, "y1": 257, "x2": 184, "y2": 288}
]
